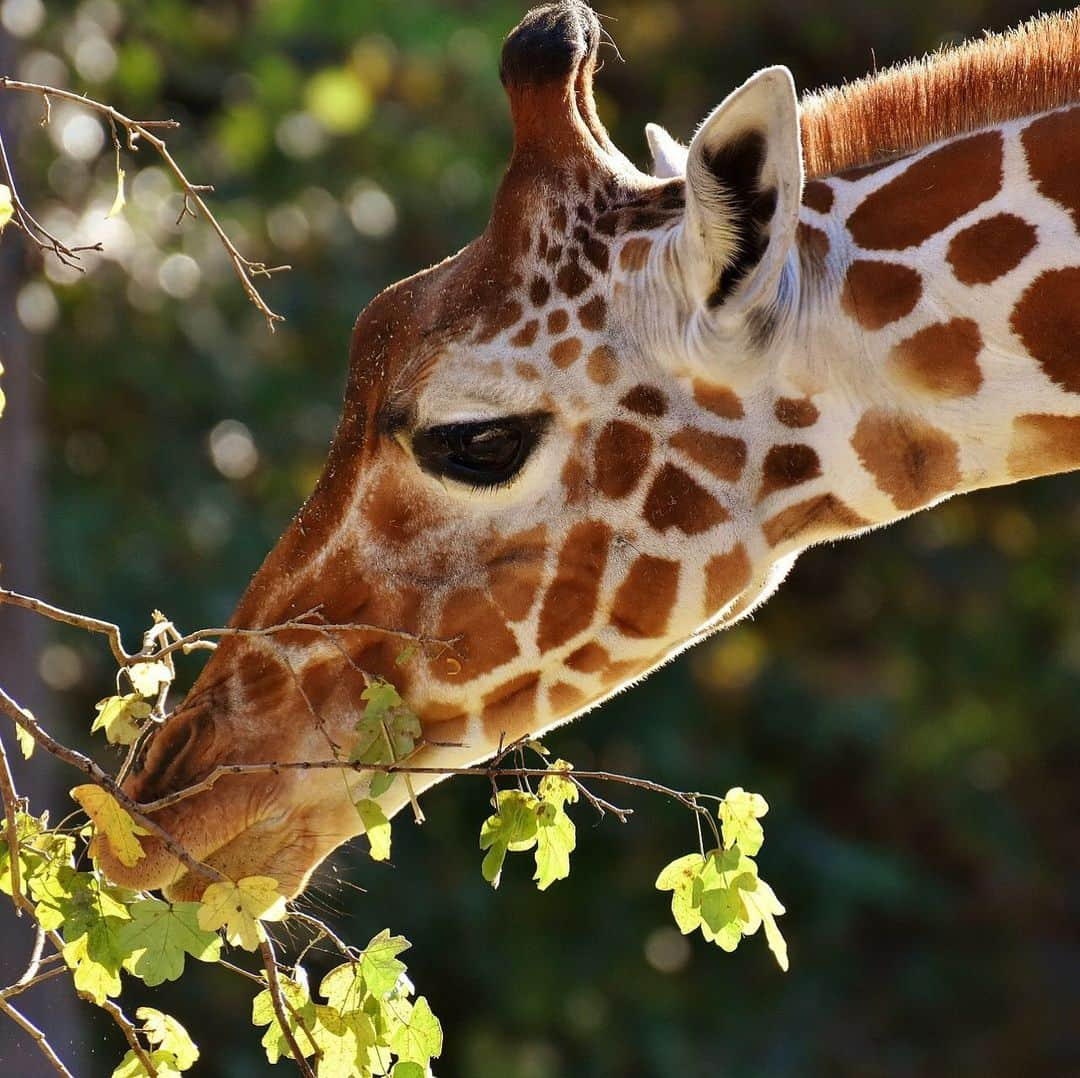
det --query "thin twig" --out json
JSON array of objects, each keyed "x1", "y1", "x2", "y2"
[
  {"x1": 0, "y1": 964, "x2": 67, "y2": 1001},
  {"x1": 0, "y1": 76, "x2": 288, "y2": 329},
  {"x1": 0, "y1": 732, "x2": 28, "y2": 914},
  {"x1": 0, "y1": 996, "x2": 74, "y2": 1076},
  {"x1": 259, "y1": 936, "x2": 319, "y2": 1078},
  {"x1": 0, "y1": 587, "x2": 129, "y2": 664}
]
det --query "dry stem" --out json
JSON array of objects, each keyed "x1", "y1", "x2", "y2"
[{"x1": 0, "y1": 76, "x2": 288, "y2": 329}]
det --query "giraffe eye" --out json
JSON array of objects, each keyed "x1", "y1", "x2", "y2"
[{"x1": 412, "y1": 413, "x2": 551, "y2": 488}]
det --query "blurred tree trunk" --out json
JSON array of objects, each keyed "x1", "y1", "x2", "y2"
[{"x1": 0, "y1": 29, "x2": 88, "y2": 1076}]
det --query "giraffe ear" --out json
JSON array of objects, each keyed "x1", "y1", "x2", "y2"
[
  {"x1": 645, "y1": 122, "x2": 688, "y2": 178},
  {"x1": 680, "y1": 66, "x2": 803, "y2": 314}
]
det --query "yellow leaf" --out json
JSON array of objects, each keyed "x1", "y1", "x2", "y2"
[
  {"x1": 0, "y1": 184, "x2": 13, "y2": 233},
  {"x1": 197, "y1": 876, "x2": 287, "y2": 951},
  {"x1": 128, "y1": 660, "x2": 171, "y2": 698},
  {"x1": 70, "y1": 784, "x2": 150, "y2": 868},
  {"x1": 106, "y1": 166, "x2": 126, "y2": 218},
  {"x1": 16, "y1": 722, "x2": 35, "y2": 760}
]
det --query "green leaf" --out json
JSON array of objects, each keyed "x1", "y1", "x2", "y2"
[
  {"x1": 119, "y1": 899, "x2": 222, "y2": 986},
  {"x1": 369, "y1": 772, "x2": 395, "y2": 799},
  {"x1": 62, "y1": 917, "x2": 129, "y2": 1004},
  {"x1": 137, "y1": 1007, "x2": 199, "y2": 1069},
  {"x1": 92, "y1": 695, "x2": 151, "y2": 747},
  {"x1": 355, "y1": 799, "x2": 392, "y2": 862},
  {"x1": 741, "y1": 877, "x2": 789, "y2": 972},
  {"x1": 655, "y1": 852, "x2": 706, "y2": 935},
  {"x1": 311, "y1": 1003, "x2": 377, "y2": 1077},
  {"x1": 252, "y1": 978, "x2": 317, "y2": 1064},
  {"x1": 538, "y1": 759, "x2": 578, "y2": 810},
  {"x1": 391, "y1": 1064, "x2": 425, "y2": 1078},
  {"x1": 0, "y1": 183, "x2": 12, "y2": 233},
  {"x1": 387, "y1": 995, "x2": 442, "y2": 1068},
  {"x1": 478, "y1": 790, "x2": 541, "y2": 888},
  {"x1": 112, "y1": 1049, "x2": 183, "y2": 1078},
  {"x1": 533, "y1": 801, "x2": 575, "y2": 891},
  {"x1": 351, "y1": 680, "x2": 421, "y2": 768},
  {"x1": 719, "y1": 787, "x2": 769, "y2": 856}
]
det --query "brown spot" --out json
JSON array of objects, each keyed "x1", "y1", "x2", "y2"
[
  {"x1": 620, "y1": 384, "x2": 667, "y2": 417},
  {"x1": 797, "y1": 222, "x2": 830, "y2": 267},
  {"x1": 566, "y1": 641, "x2": 610, "y2": 674},
  {"x1": 1009, "y1": 267, "x2": 1080, "y2": 394},
  {"x1": 537, "y1": 232, "x2": 549, "y2": 259},
  {"x1": 758, "y1": 444, "x2": 822, "y2": 500},
  {"x1": 548, "y1": 681, "x2": 587, "y2": 714},
  {"x1": 434, "y1": 588, "x2": 519, "y2": 681},
  {"x1": 846, "y1": 131, "x2": 1003, "y2": 250},
  {"x1": 481, "y1": 672, "x2": 539, "y2": 740},
  {"x1": 668, "y1": 429, "x2": 746, "y2": 482},
  {"x1": 550, "y1": 337, "x2": 583, "y2": 369},
  {"x1": 610, "y1": 556, "x2": 680, "y2": 638},
  {"x1": 1022, "y1": 106, "x2": 1080, "y2": 232},
  {"x1": 511, "y1": 319, "x2": 539, "y2": 348},
  {"x1": 703, "y1": 543, "x2": 752, "y2": 614},
  {"x1": 574, "y1": 164, "x2": 590, "y2": 191},
  {"x1": 763, "y1": 494, "x2": 869, "y2": 547},
  {"x1": 842, "y1": 260, "x2": 922, "y2": 330},
  {"x1": 595, "y1": 212, "x2": 618, "y2": 236},
  {"x1": 593, "y1": 420, "x2": 652, "y2": 499},
  {"x1": 553, "y1": 205, "x2": 568, "y2": 233},
  {"x1": 546, "y1": 243, "x2": 563, "y2": 265},
  {"x1": 693, "y1": 380, "x2": 744, "y2": 420},
  {"x1": 365, "y1": 467, "x2": 433, "y2": 545},
  {"x1": 561, "y1": 453, "x2": 589, "y2": 506},
  {"x1": 515, "y1": 362, "x2": 540, "y2": 381},
  {"x1": 802, "y1": 180, "x2": 834, "y2": 214},
  {"x1": 774, "y1": 397, "x2": 819, "y2": 428},
  {"x1": 556, "y1": 259, "x2": 590, "y2": 298},
  {"x1": 587, "y1": 345, "x2": 618, "y2": 385},
  {"x1": 947, "y1": 213, "x2": 1037, "y2": 285},
  {"x1": 619, "y1": 237, "x2": 652, "y2": 271},
  {"x1": 890, "y1": 318, "x2": 984, "y2": 398},
  {"x1": 643, "y1": 464, "x2": 729, "y2": 535},
  {"x1": 536, "y1": 521, "x2": 612, "y2": 653},
  {"x1": 487, "y1": 525, "x2": 547, "y2": 623},
  {"x1": 1007, "y1": 414, "x2": 1080, "y2": 479},
  {"x1": 836, "y1": 159, "x2": 894, "y2": 181},
  {"x1": 529, "y1": 276, "x2": 551, "y2": 306},
  {"x1": 520, "y1": 227, "x2": 531, "y2": 255},
  {"x1": 578, "y1": 295, "x2": 607, "y2": 331},
  {"x1": 583, "y1": 236, "x2": 610, "y2": 272},
  {"x1": 475, "y1": 299, "x2": 523, "y2": 343},
  {"x1": 547, "y1": 308, "x2": 569, "y2": 335},
  {"x1": 851, "y1": 408, "x2": 962, "y2": 511}
]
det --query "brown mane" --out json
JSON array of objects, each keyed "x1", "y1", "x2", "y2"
[{"x1": 800, "y1": 9, "x2": 1080, "y2": 178}]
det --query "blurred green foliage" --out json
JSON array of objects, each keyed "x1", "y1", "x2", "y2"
[{"x1": 2, "y1": 0, "x2": 1078, "y2": 1074}]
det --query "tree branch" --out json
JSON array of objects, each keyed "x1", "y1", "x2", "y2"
[
  {"x1": 0, "y1": 76, "x2": 288, "y2": 330},
  {"x1": 259, "y1": 936, "x2": 319, "y2": 1078}
]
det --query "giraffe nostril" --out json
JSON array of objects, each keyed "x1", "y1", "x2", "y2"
[{"x1": 128, "y1": 705, "x2": 216, "y2": 802}]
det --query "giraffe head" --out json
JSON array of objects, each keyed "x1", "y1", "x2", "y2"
[{"x1": 100, "y1": 2, "x2": 904, "y2": 897}]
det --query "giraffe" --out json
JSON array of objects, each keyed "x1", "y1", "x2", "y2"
[{"x1": 98, "y1": 3, "x2": 1080, "y2": 900}]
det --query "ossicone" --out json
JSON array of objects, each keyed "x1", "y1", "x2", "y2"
[{"x1": 498, "y1": 1, "x2": 626, "y2": 168}]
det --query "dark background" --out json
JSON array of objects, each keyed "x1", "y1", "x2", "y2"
[{"x1": 0, "y1": 1, "x2": 1077, "y2": 1075}]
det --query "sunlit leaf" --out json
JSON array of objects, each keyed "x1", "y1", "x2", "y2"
[
  {"x1": 137, "y1": 1006, "x2": 199, "y2": 1069},
  {"x1": 0, "y1": 184, "x2": 12, "y2": 233},
  {"x1": 92, "y1": 694, "x2": 152, "y2": 746},
  {"x1": 719, "y1": 787, "x2": 769, "y2": 856},
  {"x1": 478, "y1": 790, "x2": 540, "y2": 888},
  {"x1": 112, "y1": 1049, "x2": 183, "y2": 1078},
  {"x1": 128, "y1": 660, "x2": 171, "y2": 698},
  {"x1": 387, "y1": 996, "x2": 442, "y2": 1068},
  {"x1": 119, "y1": 899, "x2": 222, "y2": 985},
  {"x1": 70, "y1": 784, "x2": 150, "y2": 868},
  {"x1": 251, "y1": 977, "x2": 317, "y2": 1064},
  {"x1": 355, "y1": 798, "x2": 392, "y2": 862},
  {"x1": 106, "y1": 166, "x2": 127, "y2": 218},
  {"x1": 15, "y1": 722, "x2": 35, "y2": 759},
  {"x1": 197, "y1": 876, "x2": 287, "y2": 951}
]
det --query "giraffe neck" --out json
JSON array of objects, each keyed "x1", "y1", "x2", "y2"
[{"x1": 775, "y1": 105, "x2": 1079, "y2": 538}]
